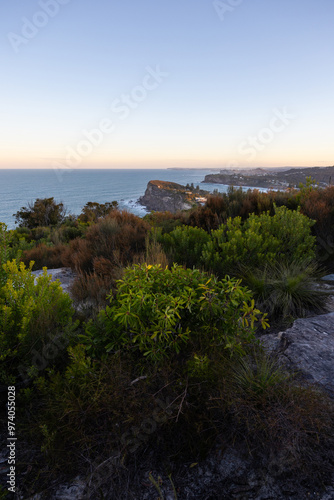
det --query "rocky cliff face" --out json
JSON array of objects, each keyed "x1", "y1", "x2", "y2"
[{"x1": 138, "y1": 180, "x2": 204, "y2": 213}]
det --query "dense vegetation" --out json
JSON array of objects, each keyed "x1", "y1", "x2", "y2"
[{"x1": 1, "y1": 180, "x2": 334, "y2": 498}]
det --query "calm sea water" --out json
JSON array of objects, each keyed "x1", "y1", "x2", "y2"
[{"x1": 0, "y1": 168, "x2": 253, "y2": 229}]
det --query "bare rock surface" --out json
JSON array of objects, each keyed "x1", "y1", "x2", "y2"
[
  {"x1": 261, "y1": 312, "x2": 334, "y2": 398},
  {"x1": 138, "y1": 180, "x2": 207, "y2": 213},
  {"x1": 32, "y1": 267, "x2": 76, "y2": 295}
]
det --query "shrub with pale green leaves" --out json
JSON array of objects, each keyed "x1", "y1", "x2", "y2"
[
  {"x1": 201, "y1": 205, "x2": 316, "y2": 277},
  {"x1": 84, "y1": 263, "x2": 268, "y2": 362}
]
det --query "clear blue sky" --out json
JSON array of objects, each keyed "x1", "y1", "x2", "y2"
[{"x1": 1, "y1": 0, "x2": 333, "y2": 169}]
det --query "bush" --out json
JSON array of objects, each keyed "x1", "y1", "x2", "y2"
[
  {"x1": 63, "y1": 210, "x2": 149, "y2": 273},
  {"x1": 201, "y1": 206, "x2": 316, "y2": 277},
  {"x1": 35, "y1": 347, "x2": 137, "y2": 463},
  {"x1": 239, "y1": 259, "x2": 326, "y2": 321},
  {"x1": 158, "y1": 225, "x2": 210, "y2": 268},
  {"x1": 70, "y1": 268, "x2": 123, "y2": 313},
  {"x1": 298, "y1": 185, "x2": 334, "y2": 266},
  {"x1": 143, "y1": 211, "x2": 186, "y2": 234},
  {"x1": 1, "y1": 224, "x2": 13, "y2": 286},
  {"x1": 22, "y1": 243, "x2": 66, "y2": 270},
  {"x1": 78, "y1": 201, "x2": 119, "y2": 223},
  {"x1": 83, "y1": 264, "x2": 268, "y2": 362},
  {"x1": 0, "y1": 260, "x2": 77, "y2": 384},
  {"x1": 14, "y1": 198, "x2": 67, "y2": 228}
]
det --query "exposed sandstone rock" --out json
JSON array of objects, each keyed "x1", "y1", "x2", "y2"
[
  {"x1": 32, "y1": 267, "x2": 76, "y2": 296},
  {"x1": 261, "y1": 312, "x2": 334, "y2": 397},
  {"x1": 138, "y1": 180, "x2": 206, "y2": 213}
]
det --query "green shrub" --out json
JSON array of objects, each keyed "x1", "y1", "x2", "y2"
[
  {"x1": 32, "y1": 347, "x2": 172, "y2": 468},
  {"x1": 158, "y1": 225, "x2": 210, "y2": 268},
  {"x1": 201, "y1": 206, "x2": 316, "y2": 277},
  {"x1": 0, "y1": 223, "x2": 23, "y2": 286},
  {"x1": 0, "y1": 260, "x2": 77, "y2": 383},
  {"x1": 13, "y1": 198, "x2": 67, "y2": 228},
  {"x1": 84, "y1": 264, "x2": 268, "y2": 362},
  {"x1": 239, "y1": 259, "x2": 326, "y2": 321},
  {"x1": 143, "y1": 211, "x2": 186, "y2": 234}
]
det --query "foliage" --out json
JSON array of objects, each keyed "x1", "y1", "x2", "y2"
[
  {"x1": 211, "y1": 356, "x2": 334, "y2": 481},
  {"x1": 7, "y1": 189, "x2": 334, "y2": 496},
  {"x1": 298, "y1": 185, "x2": 334, "y2": 266},
  {"x1": 228, "y1": 351, "x2": 290, "y2": 396},
  {"x1": 13, "y1": 197, "x2": 67, "y2": 228},
  {"x1": 0, "y1": 223, "x2": 25, "y2": 286},
  {"x1": 201, "y1": 205, "x2": 316, "y2": 277},
  {"x1": 78, "y1": 200, "x2": 119, "y2": 223},
  {"x1": 63, "y1": 210, "x2": 149, "y2": 273},
  {"x1": 158, "y1": 225, "x2": 210, "y2": 268},
  {"x1": 188, "y1": 187, "x2": 299, "y2": 231},
  {"x1": 22, "y1": 243, "x2": 66, "y2": 270},
  {"x1": 143, "y1": 211, "x2": 186, "y2": 234},
  {"x1": 238, "y1": 259, "x2": 326, "y2": 321},
  {"x1": 70, "y1": 269, "x2": 122, "y2": 313},
  {"x1": 142, "y1": 230, "x2": 169, "y2": 268},
  {"x1": 0, "y1": 223, "x2": 11, "y2": 286},
  {"x1": 0, "y1": 260, "x2": 77, "y2": 383},
  {"x1": 296, "y1": 176, "x2": 319, "y2": 203},
  {"x1": 32, "y1": 347, "x2": 167, "y2": 468},
  {"x1": 84, "y1": 264, "x2": 268, "y2": 362},
  {"x1": 148, "y1": 473, "x2": 178, "y2": 500}
]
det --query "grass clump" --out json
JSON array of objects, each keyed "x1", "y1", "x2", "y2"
[
  {"x1": 209, "y1": 350, "x2": 334, "y2": 482},
  {"x1": 238, "y1": 259, "x2": 327, "y2": 322}
]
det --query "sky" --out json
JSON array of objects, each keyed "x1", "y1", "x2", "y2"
[{"x1": 1, "y1": 0, "x2": 333, "y2": 169}]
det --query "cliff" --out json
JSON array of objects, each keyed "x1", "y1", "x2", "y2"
[{"x1": 138, "y1": 180, "x2": 207, "y2": 213}]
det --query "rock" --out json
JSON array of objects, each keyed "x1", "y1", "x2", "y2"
[
  {"x1": 32, "y1": 268, "x2": 76, "y2": 296},
  {"x1": 21, "y1": 477, "x2": 86, "y2": 500},
  {"x1": 261, "y1": 312, "x2": 334, "y2": 397},
  {"x1": 322, "y1": 274, "x2": 334, "y2": 281},
  {"x1": 138, "y1": 180, "x2": 207, "y2": 213}
]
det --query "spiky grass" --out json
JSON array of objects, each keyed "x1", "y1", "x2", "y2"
[{"x1": 238, "y1": 259, "x2": 327, "y2": 321}]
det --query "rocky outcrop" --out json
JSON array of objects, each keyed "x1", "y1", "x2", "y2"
[
  {"x1": 32, "y1": 267, "x2": 76, "y2": 296},
  {"x1": 261, "y1": 312, "x2": 334, "y2": 398},
  {"x1": 138, "y1": 180, "x2": 207, "y2": 213}
]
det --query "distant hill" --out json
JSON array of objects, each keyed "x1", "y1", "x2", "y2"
[{"x1": 203, "y1": 166, "x2": 334, "y2": 189}]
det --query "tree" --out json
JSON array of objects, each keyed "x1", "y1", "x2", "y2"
[
  {"x1": 78, "y1": 201, "x2": 118, "y2": 223},
  {"x1": 13, "y1": 198, "x2": 67, "y2": 228}
]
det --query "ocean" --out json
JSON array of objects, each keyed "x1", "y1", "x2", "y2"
[{"x1": 0, "y1": 168, "x2": 252, "y2": 229}]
